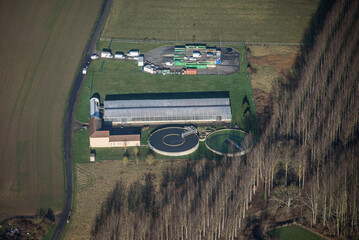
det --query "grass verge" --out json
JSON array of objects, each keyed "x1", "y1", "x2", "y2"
[{"x1": 72, "y1": 129, "x2": 90, "y2": 163}]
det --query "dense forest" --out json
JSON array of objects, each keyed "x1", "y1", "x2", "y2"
[{"x1": 91, "y1": 0, "x2": 359, "y2": 239}]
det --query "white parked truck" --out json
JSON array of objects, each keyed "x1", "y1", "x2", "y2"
[
  {"x1": 101, "y1": 49, "x2": 113, "y2": 58},
  {"x1": 193, "y1": 51, "x2": 202, "y2": 58},
  {"x1": 114, "y1": 52, "x2": 125, "y2": 59},
  {"x1": 90, "y1": 54, "x2": 99, "y2": 60},
  {"x1": 127, "y1": 49, "x2": 140, "y2": 57}
]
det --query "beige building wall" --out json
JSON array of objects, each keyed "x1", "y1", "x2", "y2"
[
  {"x1": 109, "y1": 140, "x2": 140, "y2": 147},
  {"x1": 90, "y1": 137, "x2": 109, "y2": 148}
]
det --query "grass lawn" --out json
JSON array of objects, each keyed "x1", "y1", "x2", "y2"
[
  {"x1": 267, "y1": 225, "x2": 323, "y2": 240},
  {"x1": 103, "y1": 0, "x2": 319, "y2": 43},
  {"x1": 72, "y1": 129, "x2": 90, "y2": 163},
  {"x1": 76, "y1": 43, "x2": 256, "y2": 132},
  {"x1": 140, "y1": 127, "x2": 155, "y2": 145}
]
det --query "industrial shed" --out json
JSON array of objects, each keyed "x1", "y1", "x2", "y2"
[{"x1": 104, "y1": 92, "x2": 232, "y2": 125}]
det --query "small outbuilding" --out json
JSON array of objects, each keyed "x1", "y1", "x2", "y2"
[{"x1": 90, "y1": 153, "x2": 96, "y2": 162}]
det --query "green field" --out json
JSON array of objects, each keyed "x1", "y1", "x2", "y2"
[
  {"x1": 267, "y1": 225, "x2": 323, "y2": 240},
  {"x1": 97, "y1": 41, "x2": 166, "y2": 53},
  {"x1": 0, "y1": 0, "x2": 102, "y2": 217},
  {"x1": 206, "y1": 129, "x2": 246, "y2": 154},
  {"x1": 76, "y1": 43, "x2": 256, "y2": 133},
  {"x1": 103, "y1": 0, "x2": 319, "y2": 43}
]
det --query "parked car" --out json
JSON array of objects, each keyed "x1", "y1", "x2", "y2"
[
  {"x1": 165, "y1": 61, "x2": 173, "y2": 66},
  {"x1": 82, "y1": 66, "x2": 88, "y2": 74},
  {"x1": 90, "y1": 54, "x2": 99, "y2": 60}
]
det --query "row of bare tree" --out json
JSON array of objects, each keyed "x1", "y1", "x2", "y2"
[
  {"x1": 254, "y1": 0, "x2": 359, "y2": 236},
  {"x1": 91, "y1": 0, "x2": 359, "y2": 238}
]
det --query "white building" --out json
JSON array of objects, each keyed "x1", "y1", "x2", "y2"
[{"x1": 89, "y1": 117, "x2": 140, "y2": 148}]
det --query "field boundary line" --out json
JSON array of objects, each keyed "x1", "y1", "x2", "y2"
[{"x1": 99, "y1": 38, "x2": 311, "y2": 46}]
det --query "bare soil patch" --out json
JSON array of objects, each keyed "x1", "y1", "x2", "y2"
[
  {"x1": 247, "y1": 45, "x2": 298, "y2": 93},
  {"x1": 249, "y1": 54, "x2": 297, "y2": 76}
]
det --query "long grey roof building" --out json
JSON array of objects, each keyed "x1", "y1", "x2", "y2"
[{"x1": 104, "y1": 92, "x2": 232, "y2": 125}]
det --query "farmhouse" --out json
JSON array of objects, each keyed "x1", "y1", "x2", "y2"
[
  {"x1": 89, "y1": 112, "x2": 140, "y2": 148},
  {"x1": 104, "y1": 92, "x2": 232, "y2": 125}
]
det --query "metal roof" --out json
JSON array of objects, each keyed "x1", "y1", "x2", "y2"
[
  {"x1": 104, "y1": 97, "x2": 232, "y2": 124},
  {"x1": 90, "y1": 97, "x2": 100, "y2": 118}
]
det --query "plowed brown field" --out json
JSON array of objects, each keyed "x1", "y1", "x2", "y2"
[{"x1": 0, "y1": 0, "x2": 101, "y2": 218}]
